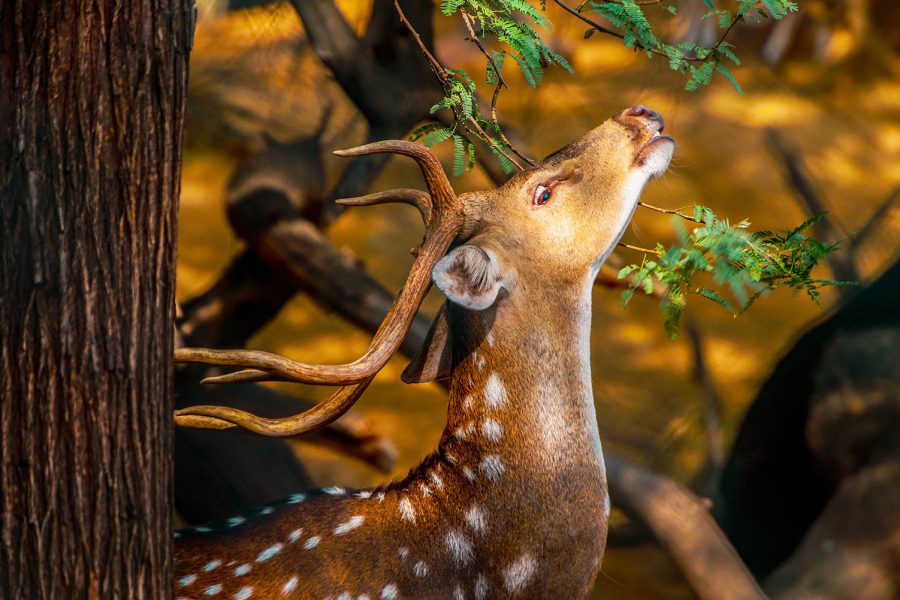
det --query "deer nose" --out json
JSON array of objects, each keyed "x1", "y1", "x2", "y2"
[{"x1": 621, "y1": 105, "x2": 664, "y2": 132}]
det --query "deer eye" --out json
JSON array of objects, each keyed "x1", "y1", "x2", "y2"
[{"x1": 532, "y1": 184, "x2": 552, "y2": 207}]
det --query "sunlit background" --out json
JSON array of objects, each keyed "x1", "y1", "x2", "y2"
[{"x1": 176, "y1": 1, "x2": 900, "y2": 597}]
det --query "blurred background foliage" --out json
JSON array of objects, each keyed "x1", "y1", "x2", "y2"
[{"x1": 176, "y1": 1, "x2": 900, "y2": 597}]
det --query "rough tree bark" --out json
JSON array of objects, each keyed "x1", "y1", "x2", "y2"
[{"x1": 0, "y1": 1, "x2": 193, "y2": 598}]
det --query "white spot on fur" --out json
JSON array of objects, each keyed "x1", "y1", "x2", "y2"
[
  {"x1": 304, "y1": 536, "x2": 320, "y2": 549},
  {"x1": 604, "y1": 494, "x2": 612, "y2": 517},
  {"x1": 282, "y1": 576, "x2": 299, "y2": 595},
  {"x1": 474, "y1": 353, "x2": 486, "y2": 369},
  {"x1": 178, "y1": 574, "x2": 196, "y2": 587},
  {"x1": 337, "y1": 593, "x2": 351, "y2": 600},
  {"x1": 446, "y1": 530, "x2": 475, "y2": 566},
  {"x1": 257, "y1": 543, "x2": 282, "y2": 563},
  {"x1": 463, "y1": 466, "x2": 476, "y2": 481},
  {"x1": 430, "y1": 471, "x2": 444, "y2": 489},
  {"x1": 483, "y1": 373, "x2": 507, "y2": 408},
  {"x1": 289, "y1": 528, "x2": 303, "y2": 543},
  {"x1": 419, "y1": 483, "x2": 431, "y2": 497},
  {"x1": 193, "y1": 526, "x2": 212, "y2": 533},
  {"x1": 399, "y1": 497, "x2": 416, "y2": 523},
  {"x1": 204, "y1": 584, "x2": 222, "y2": 596},
  {"x1": 479, "y1": 455, "x2": 505, "y2": 481},
  {"x1": 444, "y1": 452, "x2": 458, "y2": 465},
  {"x1": 465, "y1": 504, "x2": 487, "y2": 533},
  {"x1": 474, "y1": 574, "x2": 488, "y2": 600},
  {"x1": 397, "y1": 547, "x2": 410, "y2": 560},
  {"x1": 287, "y1": 493, "x2": 306, "y2": 504},
  {"x1": 376, "y1": 492, "x2": 386, "y2": 503},
  {"x1": 358, "y1": 596, "x2": 371, "y2": 600},
  {"x1": 462, "y1": 395, "x2": 474, "y2": 411},
  {"x1": 481, "y1": 419, "x2": 503, "y2": 443},
  {"x1": 414, "y1": 560, "x2": 428, "y2": 577},
  {"x1": 453, "y1": 585, "x2": 465, "y2": 600},
  {"x1": 204, "y1": 560, "x2": 221, "y2": 572},
  {"x1": 334, "y1": 515, "x2": 364, "y2": 535},
  {"x1": 235, "y1": 587, "x2": 253, "y2": 600},
  {"x1": 380, "y1": 584, "x2": 398, "y2": 600},
  {"x1": 356, "y1": 490, "x2": 372, "y2": 499},
  {"x1": 259, "y1": 507, "x2": 274, "y2": 515},
  {"x1": 227, "y1": 516, "x2": 246, "y2": 527},
  {"x1": 485, "y1": 331, "x2": 494, "y2": 347},
  {"x1": 323, "y1": 486, "x2": 345, "y2": 495},
  {"x1": 234, "y1": 564, "x2": 252, "y2": 576},
  {"x1": 503, "y1": 553, "x2": 537, "y2": 593}
]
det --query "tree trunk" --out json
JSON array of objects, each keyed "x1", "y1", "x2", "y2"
[{"x1": 0, "y1": 1, "x2": 193, "y2": 598}]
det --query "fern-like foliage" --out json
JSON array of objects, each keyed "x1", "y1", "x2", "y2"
[
  {"x1": 617, "y1": 209, "x2": 851, "y2": 338},
  {"x1": 416, "y1": 0, "x2": 798, "y2": 177}
]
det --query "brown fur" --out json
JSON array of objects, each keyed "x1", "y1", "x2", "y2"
[{"x1": 175, "y1": 107, "x2": 673, "y2": 600}]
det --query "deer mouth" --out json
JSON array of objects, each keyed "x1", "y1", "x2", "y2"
[{"x1": 634, "y1": 132, "x2": 675, "y2": 177}]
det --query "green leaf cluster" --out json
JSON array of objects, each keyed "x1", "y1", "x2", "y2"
[
  {"x1": 419, "y1": 1, "x2": 799, "y2": 177},
  {"x1": 618, "y1": 209, "x2": 849, "y2": 338},
  {"x1": 586, "y1": 0, "x2": 795, "y2": 94}
]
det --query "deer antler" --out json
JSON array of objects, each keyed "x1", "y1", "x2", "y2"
[{"x1": 174, "y1": 141, "x2": 465, "y2": 436}]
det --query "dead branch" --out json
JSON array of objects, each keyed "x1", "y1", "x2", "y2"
[
  {"x1": 765, "y1": 129, "x2": 860, "y2": 287},
  {"x1": 606, "y1": 454, "x2": 768, "y2": 600},
  {"x1": 849, "y1": 186, "x2": 899, "y2": 251}
]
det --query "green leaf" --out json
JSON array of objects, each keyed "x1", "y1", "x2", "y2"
[
  {"x1": 618, "y1": 265, "x2": 637, "y2": 279},
  {"x1": 685, "y1": 60, "x2": 715, "y2": 92},
  {"x1": 716, "y1": 63, "x2": 743, "y2": 94},
  {"x1": 452, "y1": 134, "x2": 466, "y2": 177},
  {"x1": 695, "y1": 287, "x2": 735, "y2": 312}
]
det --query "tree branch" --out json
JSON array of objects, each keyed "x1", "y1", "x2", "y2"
[
  {"x1": 606, "y1": 455, "x2": 767, "y2": 600},
  {"x1": 765, "y1": 128, "x2": 859, "y2": 288}
]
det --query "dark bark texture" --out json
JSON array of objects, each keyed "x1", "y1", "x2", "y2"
[{"x1": 0, "y1": 1, "x2": 193, "y2": 598}]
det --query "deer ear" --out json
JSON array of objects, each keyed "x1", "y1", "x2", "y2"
[
  {"x1": 432, "y1": 245, "x2": 503, "y2": 311},
  {"x1": 402, "y1": 303, "x2": 453, "y2": 383}
]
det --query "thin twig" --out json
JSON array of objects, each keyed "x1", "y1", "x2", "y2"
[
  {"x1": 393, "y1": 0, "x2": 527, "y2": 171},
  {"x1": 618, "y1": 241, "x2": 661, "y2": 255},
  {"x1": 849, "y1": 187, "x2": 898, "y2": 251},
  {"x1": 461, "y1": 12, "x2": 508, "y2": 91},
  {"x1": 393, "y1": 0, "x2": 447, "y2": 82},
  {"x1": 462, "y1": 11, "x2": 537, "y2": 167},
  {"x1": 554, "y1": 0, "x2": 744, "y2": 64},
  {"x1": 638, "y1": 201, "x2": 702, "y2": 222}
]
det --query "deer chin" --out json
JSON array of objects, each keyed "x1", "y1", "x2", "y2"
[{"x1": 634, "y1": 134, "x2": 674, "y2": 178}]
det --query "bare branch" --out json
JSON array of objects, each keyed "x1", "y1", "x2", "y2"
[
  {"x1": 606, "y1": 454, "x2": 767, "y2": 600},
  {"x1": 765, "y1": 129, "x2": 859, "y2": 287}
]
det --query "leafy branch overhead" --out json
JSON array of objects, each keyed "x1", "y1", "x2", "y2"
[
  {"x1": 404, "y1": 0, "x2": 843, "y2": 334},
  {"x1": 412, "y1": 0, "x2": 798, "y2": 175},
  {"x1": 617, "y1": 209, "x2": 850, "y2": 338}
]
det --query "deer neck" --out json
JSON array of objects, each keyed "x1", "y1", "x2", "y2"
[{"x1": 437, "y1": 273, "x2": 607, "y2": 517}]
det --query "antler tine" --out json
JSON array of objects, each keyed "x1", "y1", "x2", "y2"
[
  {"x1": 336, "y1": 188, "x2": 433, "y2": 226},
  {"x1": 174, "y1": 140, "x2": 464, "y2": 391},
  {"x1": 333, "y1": 141, "x2": 459, "y2": 220},
  {"x1": 174, "y1": 380, "x2": 371, "y2": 437}
]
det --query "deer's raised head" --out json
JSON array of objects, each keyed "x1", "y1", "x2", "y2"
[
  {"x1": 173, "y1": 105, "x2": 673, "y2": 435},
  {"x1": 434, "y1": 106, "x2": 673, "y2": 313}
]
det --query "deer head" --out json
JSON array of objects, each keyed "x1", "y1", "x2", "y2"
[
  {"x1": 431, "y1": 105, "x2": 671, "y2": 313},
  {"x1": 174, "y1": 106, "x2": 673, "y2": 599}
]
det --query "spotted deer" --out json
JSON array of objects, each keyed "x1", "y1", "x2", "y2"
[{"x1": 173, "y1": 105, "x2": 674, "y2": 600}]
